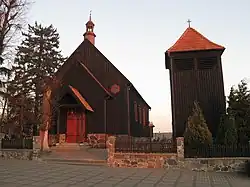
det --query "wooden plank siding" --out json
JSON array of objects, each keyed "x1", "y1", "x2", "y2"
[
  {"x1": 168, "y1": 50, "x2": 226, "y2": 138},
  {"x1": 54, "y1": 39, "x2": 151, "y2": 137}
]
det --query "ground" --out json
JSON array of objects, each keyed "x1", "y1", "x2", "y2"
[{"x1": 0, "y1": 160, "x2": 249, "y2": 187}]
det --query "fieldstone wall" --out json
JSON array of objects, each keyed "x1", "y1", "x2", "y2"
[
  {"x1": 49, "y1": 134, "x2": 58, "y2": 146},
  {"x1": 107, "y1": 136, "x2": 250, "y2": 172},
  {"x1": 0, "y1": 149, "x2": 33, "y2": 160},
  {"x1": 184, "y1": 158, "x2": 249, "y2": 173},
  {"x1": 59, "y1": 134, "x2": 66, "y2": 144},
  {"x1": 176, "y1": 137, "x2": 184, "y2": 160},
  {"x1": 87, "y1": 133, "x2": 110, "y2": 148},
  {"x1": 107, "y1": 136, "x2": 179, "y2": 168}
]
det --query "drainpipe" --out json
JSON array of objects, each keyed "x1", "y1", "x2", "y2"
[{"x1": 104, "y1": 95, "x2": 112, "y2": 148}]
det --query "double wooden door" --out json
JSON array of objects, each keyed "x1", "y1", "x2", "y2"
[{"x1": 66, "y1": 110, "x2": 86, "y2": 143}]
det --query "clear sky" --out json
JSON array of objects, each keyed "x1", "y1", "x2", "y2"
[{"x1": 28, "y1": 0, "x2": 250, "y2": 132}]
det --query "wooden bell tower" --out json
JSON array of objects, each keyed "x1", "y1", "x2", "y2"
[{"x1": 165, "y1": 23, "x2": 226, "y2": 138}]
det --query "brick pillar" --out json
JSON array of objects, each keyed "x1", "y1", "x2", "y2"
[
  {"x1": 107, "y1": 136, "x2": 116, "y2": 167},
  {"x1": 176, "y1": 137, "x2": 184, "y2": 160}
]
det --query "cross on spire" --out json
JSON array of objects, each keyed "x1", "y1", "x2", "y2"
[
  {"x1": 187, "y1": 19, "x2": 191, "y2": 28},
  {"x1": 89, "y1": 10, "x2": 92, "y2": 21}
]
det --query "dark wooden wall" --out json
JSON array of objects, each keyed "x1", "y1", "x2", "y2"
[
  {"x1": 79, "y1": 40, "x2": 150, "y2": 137},
  {"x1": 167, "y1": 50, "x2": 226, "y2": 138},
  {"x1": 55, "y1": 62, "x2": 108, "y2": 134},
  {"x1": 54, "y1": 39, "x2": 150, "y2": 137}
]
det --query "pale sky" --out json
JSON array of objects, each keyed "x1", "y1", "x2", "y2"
[{"x1": 28, "y1": 0, "x2": 250, "y2": 133}]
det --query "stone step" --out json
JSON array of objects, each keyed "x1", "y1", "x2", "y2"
[{"x1": 42, "y1": 158, "x2": 107, "y2": 166}]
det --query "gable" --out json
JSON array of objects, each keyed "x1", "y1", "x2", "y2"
[
  {"x1": 55, "y1": 39, "x2": 150, "y2": 109},
  {"x1": 81, "y1": 40, "x2": 151, "y2": 108}
]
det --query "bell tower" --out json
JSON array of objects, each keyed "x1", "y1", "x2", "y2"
[{"x1": 83, "y1": 11, "x2": 96, "y2": 45}]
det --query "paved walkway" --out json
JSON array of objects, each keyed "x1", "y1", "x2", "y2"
[{"x1": 0, "y1": 160, "x2": 249, "y2": 187}]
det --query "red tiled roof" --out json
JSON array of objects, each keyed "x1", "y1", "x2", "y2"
[
  {"x1": 167, "y1": 27, "x2": 225, "y2": 53},
  {"x1": 69, "y1": 85, "x2": 94, "y2": 112}
]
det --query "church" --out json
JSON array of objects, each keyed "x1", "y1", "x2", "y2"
[
  {"x1": 165, "y1": 22, "x2": 226, "y2": 138},
  {"x1": 49, "y1": 14, "x2": 151, "y2": 143}
]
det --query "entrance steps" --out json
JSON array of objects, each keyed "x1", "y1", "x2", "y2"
[
  {"x1": 52, "y1": 143, "x2": 82, "y2": 150},
  {"x1": 42, "y1": 158, "x2": 107, "y2": 166}
]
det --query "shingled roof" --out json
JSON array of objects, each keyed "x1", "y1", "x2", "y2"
[{"x1": 167, "y1": 27, "x2": 225, "y2": 53}]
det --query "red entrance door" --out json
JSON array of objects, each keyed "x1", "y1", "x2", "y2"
[{"x1": 66, "y1": 111, "x2": 86, "y2": 143}]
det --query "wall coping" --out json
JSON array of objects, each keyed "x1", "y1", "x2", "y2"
[
  {"x1": 185, "y1": 157, "x2": 250, "y2": 161},
  {"x1": 115, "y1": 152, "x2": 177, "y2": 156},
  {"x1": 0, "y1": 149, "x2": 33, "y2": 151}
]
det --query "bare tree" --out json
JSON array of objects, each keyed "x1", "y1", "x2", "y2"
[
  {"x1": 0, "y1": 0, "x2": 30, "y2": 59},
  {"x1": 0, "y1": 0, "x2": 30, "y2": 128}
]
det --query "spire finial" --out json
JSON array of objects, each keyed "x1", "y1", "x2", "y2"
[
  {"x1": 187, "y1": 19, "x2": 191, "y2": 28},
  {"x1": 89, "y1": 10, "x2": 92, "y2": 21}
]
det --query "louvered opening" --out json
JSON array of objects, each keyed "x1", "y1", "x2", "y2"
[
  {"x1": 198, "y1": 57, "x2": 217, "y2": 70},
  {"x1": 174, "y1": 58, "x2": 194, "y2": 71}
]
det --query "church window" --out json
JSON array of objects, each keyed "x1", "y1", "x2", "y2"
[{"x1": 134, "y1": 102, "x2": 138, "y2": 122}]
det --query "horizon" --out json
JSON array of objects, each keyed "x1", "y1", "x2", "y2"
[{"x1": 28, "y1": 0, "x2": 250, "y2": 133}]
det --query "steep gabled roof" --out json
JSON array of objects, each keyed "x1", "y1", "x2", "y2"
[
  {"x1": 79, "y1": 62, "x2": 112, "y2": 97},
  {"x1": 84, "y1": 40, "x2": 151, "y2": 109},
  {"x1": 69, "y1": 85, "x2": 94, "y2": 112},
  {"x1": 55, "y1": 39, "x2": 150, "y2": 109},
  {"x1": 167, "y1": 27, "x2": 225, "y2": 53}
]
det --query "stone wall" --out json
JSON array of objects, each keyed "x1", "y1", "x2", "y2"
[
  {"x1": 87, "y1": 133, "x2": 110, "y2": 148},
  {"x1": 49, "y1": 134, "x2": 58, "y2": 146},
  {"x1": 0, "y1": 149, "x2": 33, "y2": 160},
  {"x1": 59, "y1": 134, "x2": 66, "y2": 144},
  {"x1": 184, "y1": 158, "x2": 249, "y2": 173},
  {"x1": 107, "y1": 136, "x2": 179, "y2": 169},
  {"x1": 106, "y1": 136, "x2": 250, "y2": 172}
]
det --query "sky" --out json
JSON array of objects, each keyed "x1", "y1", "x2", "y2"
[{"x1": 27, "y1": 0, "x2": 250, "y2": 133}]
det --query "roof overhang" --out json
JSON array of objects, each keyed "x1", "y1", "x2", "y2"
[{"x1": 68, "y1": 85, "x2": 94, "y2": 112}]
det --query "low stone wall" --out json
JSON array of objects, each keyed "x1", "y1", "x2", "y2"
[
  {"x1": 0, "y1": 149, "x2": 33, "y2": 160},
  {"x1": 87, "y1": 133, "x2": 111, "y2": 148},
  {"x1": 49, "y1": 134, "x2": 58, "y2": 146},
  {"x1": 106, "y1": 136, "x2": 249, "y2": 172},
  {"x1": 107, "y1": 136, "x2": 179, "y2": 168},
  {"x1": 59, "y1": 134, "x2": 66, "y2": 144},
  {"x1": 111, "y1": 152, "x2": 178, "y2": 168},
  {"x1": 184, "y1": 158, "x2": 249, "y2": 173}
]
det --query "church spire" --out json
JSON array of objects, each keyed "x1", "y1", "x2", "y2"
[{"x1": 83, "y1": 11, "x2": 96, "y2": 45}]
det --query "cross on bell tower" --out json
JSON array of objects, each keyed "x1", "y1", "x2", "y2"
[
  {"x1": 187, "y1": 19, "x2": 191, "y2": 28},
  {"x1": 83, "y1": 11, "x2": 96, "y2": 45}
]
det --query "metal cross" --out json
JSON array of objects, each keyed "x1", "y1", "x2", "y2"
[
  {"x1": 187, "y1": 19, "x2": 191, "y2": 27},
  {"x1": 89, "y1": 10, "x2": 92, "y2": 20}
]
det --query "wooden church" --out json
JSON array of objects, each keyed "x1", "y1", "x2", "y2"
[
  {"x1": 50, "y1": 14, "x2": 151, "y2": 143},
  {"x1": 165, "y1": 24, "x2": 226, "y2": 138}
]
